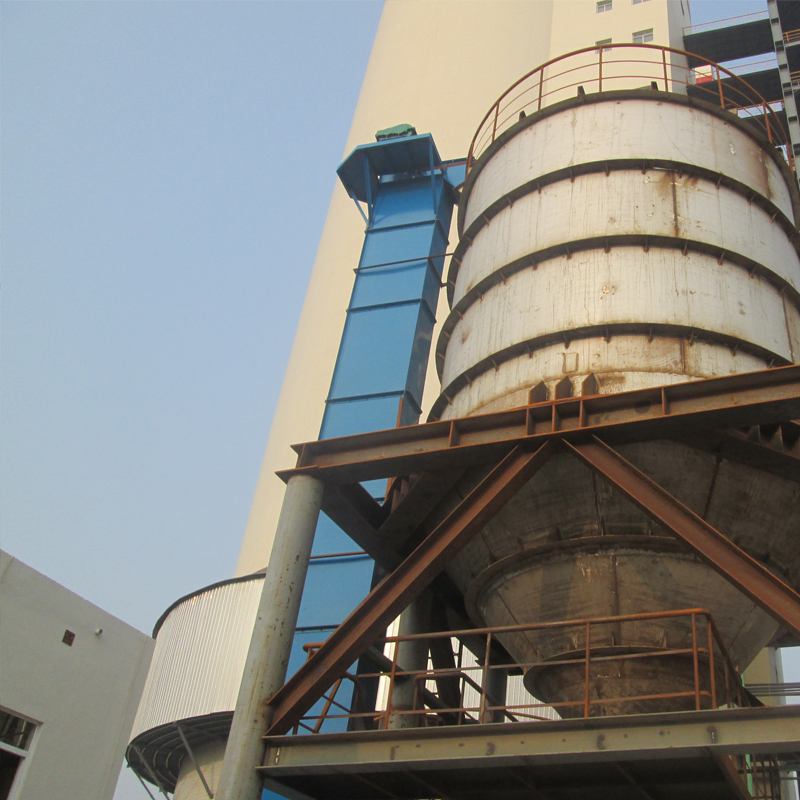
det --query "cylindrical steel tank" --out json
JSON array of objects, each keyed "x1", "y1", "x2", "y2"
[{"x1": 434, "y1": 88, "x2": 800, "y2": 716}]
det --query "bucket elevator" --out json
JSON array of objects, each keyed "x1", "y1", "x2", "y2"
[{"x1": 218, "y1": 45, "x2": 800, "y2": 800}]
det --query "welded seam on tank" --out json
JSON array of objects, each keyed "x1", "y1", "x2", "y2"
[
  {"x1": 447, "y1": 161, "x2": 799, "y2": 308},
  {"x1": 428, "y1": 323, "x2": 790, "y2": 422},
  {"x1": 461, "y1": 536, "x2": 690, "y2": 626},
  {"x1": 435, "y1": 236, "x2": 800, "y2": 383},
  {"x1": 457, "y1": 89, "x2": 800, "y2": 239}
]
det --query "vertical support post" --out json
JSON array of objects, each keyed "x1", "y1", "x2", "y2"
[
  {"x1": 215, "y1": 474, "x2": 325, "y2": 800},
  {"x1": 387, "y1": 593, "x2": 431, "y2": 729},
  {"x1": 483, "y1": 659, "x2": 507, "y2": 723},
  {"x1": 598, "y1": 47, "x2": 603, "y2": 92},
  {"x1": 662, "y1": 49, "x2": 669, "y2": 92},
  {"x1": 584, "y1": 622, "x2": 592, "y2": 718},
  {"x1": 692, "y1": 613, "x2": 701, "y2": 711},
  {"x1": 538, "y1": 70, "x2": 544, "y2": 111},
  {"x1": 707, "y1": 618, "x2": 717, "y2": 709},
  {"x1": 479, "y1": 632, "x2": 493, "y2": 723}
]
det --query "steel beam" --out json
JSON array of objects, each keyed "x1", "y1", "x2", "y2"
[
  {"x1": 321, "y1": 482, "x2": 399, "y2": 568},
  {"x1": 379, "y1": 469, "x2": 466, "y2": 553},
  {"x1": 278, "y1": 366, "x2": 800, "y2": 485},
  {"x1": 264, "y1": 443, "x2": 556, "y2": 736},
  {"x1": 686, "y1": 424, "x2": 800, "y2": 484},
  {"x1": 564, "y1": 436, "x2": 800, "y2": 639},
  {"x1": 260, "y1": 706, "x2": 800, "y2": 774}
]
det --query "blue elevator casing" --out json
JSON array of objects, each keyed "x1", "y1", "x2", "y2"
[{"x1": 281, "y1": 133, "x2": 464, "y2": 734}]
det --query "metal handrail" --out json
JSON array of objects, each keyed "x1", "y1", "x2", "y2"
[
  {"x1": 466, "y1": 44, "x2": 788, "y2": 175},
  {"x1": 683, "y1": 10, "x2": 768, "y2": 37},
  {"x1": 294, "y1": 608, "x2": 750, "y2": 734}
]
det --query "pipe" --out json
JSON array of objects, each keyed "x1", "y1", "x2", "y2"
[
  {"x1": 214, "y1": 474, "x2": 324, "y2": 800},
  {"x1": 386, "y1": 592, "x2": 431, "y2": 729}
]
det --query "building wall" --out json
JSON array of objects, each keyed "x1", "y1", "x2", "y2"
[
  {"x1": 236, "y1": 0, "x2": 685, "y2": 575},
  {"x1": 0, "y1": 551, "x2": 154, "y2": 800}
]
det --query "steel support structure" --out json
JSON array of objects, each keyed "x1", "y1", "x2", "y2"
[
  {"x1": 279, "y1": 365, "x2": 800, "y2": 485},
  {"x1": 264, "y1": 443, "x2": 556, "y2": 735},
  {"x1": 260, "y1": 706, "x2": 800, "y2": 792},
  {"x1": 254, "y1": 367, "x2": 800, "y2": 798},
  {"x1": 174, "y1": 723, "x2": 214, "y2": 800},
  {"x1": 215, "y1": 474, "x2": 324, "y2": 800},
  {"x1": 564, "y1": 436, "x2": 800, "y2": 639}
]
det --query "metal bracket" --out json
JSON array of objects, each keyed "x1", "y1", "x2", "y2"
[
  {"x1": 175, "y1": 722, "x2": 214, "y2": 798},
  {"x1": 132, "y1": 744, "x2": 172, "y2": 799}
]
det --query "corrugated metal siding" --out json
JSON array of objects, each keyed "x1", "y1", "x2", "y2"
[{"x1": 130, "y1": 577, "x2": 263, "y2": 739}]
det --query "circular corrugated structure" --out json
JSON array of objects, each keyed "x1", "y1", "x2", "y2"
[
  {"x1": 437, "y1": 88, "x2": 800, "y2": 716},
  {"x1": 127, "y1": 573, "x2": 264, "y2": 790}
]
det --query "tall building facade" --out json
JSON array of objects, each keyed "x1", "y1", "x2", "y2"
[{"x1": 237, "y1": 0, "x2": 689, "y2": 576}]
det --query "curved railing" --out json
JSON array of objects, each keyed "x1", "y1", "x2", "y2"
[{"x1": 466, "y1": 43, "x2": 789, "y2": 174}]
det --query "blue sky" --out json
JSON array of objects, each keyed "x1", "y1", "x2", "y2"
[{"x1": 2, "y1": 2, "x2": 796, "y2": 799}]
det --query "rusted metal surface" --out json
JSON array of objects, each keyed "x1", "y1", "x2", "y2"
[
  {"x1": 321, "y1": 483, "x2": 399, "y2": 568},
  {"x1": 277, "y1": 366, "x2": 800, "y2": 485},
  {"x1": 564, "y1": 436, "x2": 800, "y2": 639},
  {"x1": 264, "y1": 443, "x2": 556, "y2": 736}
]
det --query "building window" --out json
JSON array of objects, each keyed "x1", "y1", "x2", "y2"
[
  {"x1": 632, "y1": 0, "x2": 652, "y2": 4},
  {"x1": 597, "y1": 0, "x2": 612, "y2": 12},
  {"x1": 633, "y1": 28, "x2": 654, "y2": 43},
  {"x1": 596, "y1": 38, "x2": 612, "y2": 53},
  {"x1": 0, "y1": 710, "x2": 37, "y2": 800}
]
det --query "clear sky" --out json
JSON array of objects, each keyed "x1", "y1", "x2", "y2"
[{"x1": 2, "y1": 2, "x2": 796, "y2": 799}]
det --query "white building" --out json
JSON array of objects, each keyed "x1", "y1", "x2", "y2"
[{"x1": 0, "y1": 550, "x2": 154, "y2": 800}]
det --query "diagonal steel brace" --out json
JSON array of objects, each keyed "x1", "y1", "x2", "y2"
[
  {"x1": 263, "y1": 441, "x2": 556, "y2": 736},
  {"x1": 564, "y1": 436, "x2": 800, "y2": 639}
]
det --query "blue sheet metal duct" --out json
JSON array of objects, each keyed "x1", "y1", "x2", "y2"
[{"x1": 281, "y1": 133, "x2": 463, "y2": 734}]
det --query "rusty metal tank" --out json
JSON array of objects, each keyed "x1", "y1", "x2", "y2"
[{"x1": 433, "y1": 85, "x2": 800, "y2": 716}]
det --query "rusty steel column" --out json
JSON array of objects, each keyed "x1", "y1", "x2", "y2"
[
  {"x1": 265, "y1": 442, "x2": 556, "y2": 736},
  {"x1": 564, "y1": 436, "x2": 800, "y2": 639},
  {"x1": 215, "y1": 473, "x2": 324, "y2": 800}
]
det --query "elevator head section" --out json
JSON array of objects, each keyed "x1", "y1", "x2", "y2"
[{"x1": 435, "y1": 63, "x2": 800, "y2": 716}]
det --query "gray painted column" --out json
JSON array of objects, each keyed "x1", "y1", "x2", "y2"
[
  {"x1": 387, "y1": 593, "x2": 431, "y2": 729},
  {"x1": 482, "y1": 664, "x2": 507, "y2": 724},
  {"x1": 215, "y1": 474, "x2": 324, "y2": 800}
]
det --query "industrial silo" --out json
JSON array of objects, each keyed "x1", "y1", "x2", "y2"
[{"x1": 433, "y1": 46, "x2": 800, "y2": 717}]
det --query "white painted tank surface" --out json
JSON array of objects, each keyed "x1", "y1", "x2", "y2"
[{"x1": 434, "y1": 89, "x2": 800, "y2": 716}]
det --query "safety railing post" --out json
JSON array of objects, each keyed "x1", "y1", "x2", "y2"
[
  {"x1": 384, "y1": 637, "x2": 400, "y2": 730},
  {"x1": 598, "y1": 48, "x2": 603, "y2": 92},
  {"x1": 479, "y1": 632, "x2": 492, "y2": 723},
  {"x1": 692, "y1": 613, "x2": 701, "y2": 710},
  {"x1": 538, "y1": 69, "x2": 543, "y2": 111},
  {"x1": 584, "y1": 622, "x2": 592, "y2": 717},
  {"x1": 707, "y1": 616, "x2": 717, "y2": 708}
]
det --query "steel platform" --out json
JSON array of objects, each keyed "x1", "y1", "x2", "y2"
[{"x1": 260, "y1": 706, "x2": 800, "y2": 800}]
